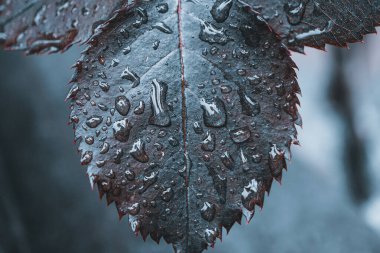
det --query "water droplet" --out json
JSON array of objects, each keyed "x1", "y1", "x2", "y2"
[
  {"x1": 211, "y1": 0, "x2": 233, "y2": 23},
  {"x1": 199, "y1": 20, "x2": 232, "y2": 45},
  {"x1": 230, "y1": 126, "x2": 251, "y2": 143},
  {"x1": 134, "y1": 101, "x2": 145, "y2": 114},
  {"x1": 153, "y1": 22, "x2": 173, "y2": 34},
  {"x1": 161, "y1": 187, "x2": 173, "y2": 202},
  {"x1": 111, "y1": 58, "x2": 120, "y2": 67},
  {"x1": 121, "y1": 67, "x2": 140, "y2": 88},
  {"x1": 85, "y1": 136, "x2": 94, "y2": 145},
  {"x1": 86, "y1": 116, "x2": 103, "y2": 128},
  {"x1": 153, "y1": 39, "x2": 160, "y2": 50},
  {"x1": 128, "y1": 203, "x2": 140, "y2": 215},
  {"x1": 207, "y1": 166, "x2": 227, "y2": 204},
  {"x1": 156, "y1": 3, "x2": 169, "y2": 13},
  {"x1": 241, "y1": 179, "x2": 259, "y2": 211},
  {"x1": 130, "y1": 139, "x2": 149, "y2": 163},
  {"x1": 66, "y1": 84, "x2": 79, "y2": 100},
  {"x1": 133, "y1": 7, "x2": 148, "y2": 28},
  {"x1": 200, "y1": 97, "x2": 227, "y2": 128},
  {"x1": 200, "y1": 202, "x2": 216, "y2": 221},
  {"x1": 113, "y1": 119, "x2": 132, "y2": 142},
  {"x1": 125, "y1": 169, "x2": 136, "y2": 181},
  {"x1": 100, "y1": 142, "x2": 110, "y2": 154},
  {"x1": 139, "y1": 171, "x2": 158, "y2": 193},
  {"x1": 221, "y1": 151, "x2": 234, "y2": 169},
  {"x1": 284, "y1": 1, "x2": 306, "y2": 25},
  {"x1": 99, "y1": 82, "x2": 110, "y2": 92},
  {"x1": 115, "y1": 96, "x2": 131, "y2": 116},
  {"x1": 123, "y1": 46, "x2": 131, "y2": 55},
  {"x1": 81, "y1": 151, "x2": 93, "y2": 165},
  {"x1": 149, "y1": 79, "x2": 171, "y2": 127},
  {"x1": 248, "y1": 75, "x2": 262, "y2": 85},
  {"x1": 220, "y1": 85, "x2": 232, "y2": 94},
  {"x1": 204, "y1": 229, "x2": 217, "y2": 245},
  {"x1": 168, "y1": 136, "x2": 179, "y2": 146},
  {"x1": 201, "y1": 132, "x2": 216, "y2": 152},
  {"x1": 193, "y1": 121, "x2": 204, "y2": 134},
  {"x1": 269, "y1": 144, "x2": 286, "y2": 180},
  {"x1": 238, "y1": 86, "x2": 261, "y2": 116}
]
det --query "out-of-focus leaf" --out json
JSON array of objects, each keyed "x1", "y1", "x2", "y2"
[
  {"x1": 69, "y1": 1, "x2": 300, "y2": 252},
  {"x1": 244, "y1": 0, "x2": 380, "y2": 52},
  {"x1": 0, "y1": 0, "x2": 127, "y2": 54}
]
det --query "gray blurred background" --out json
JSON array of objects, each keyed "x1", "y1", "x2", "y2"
[{"x1": 0, "y1": 30, "x2": 380, "y2": 253}]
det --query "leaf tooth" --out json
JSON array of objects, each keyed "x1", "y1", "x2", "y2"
[
  {"x1": 149, "y1": 231, "x2": 162, "y2": 244},
  {"x1": 221, "y1": 209, "x2": 242, "y2": 233}
]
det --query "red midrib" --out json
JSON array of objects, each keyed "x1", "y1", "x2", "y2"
[{"x1": 177, "y1": 0, "x2": 190, "y2": 250}]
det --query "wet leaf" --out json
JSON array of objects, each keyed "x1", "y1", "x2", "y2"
[
  {"x1": 245, "y1": 0, "x2": 380, "y2": 52},
  {"x1": 69, "y1": 1, "x2": 300, "y2": 252},
  {"x1": 0, "y1": 0, "x2": 128, "y2": 54},
  {"x1": 2, "y1": 0, "x2": 380, "y2": 253}
]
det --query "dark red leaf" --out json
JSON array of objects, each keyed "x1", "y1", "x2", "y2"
[
  {"x1": 0, "y1": 0, "x2": 127, "y2": 54},
  {"x1": 69, "y1": 1, "x2": 300, "y2": 252},
  {"x1": 245, "y1": 0, "x2": 380, "y2": 52}
]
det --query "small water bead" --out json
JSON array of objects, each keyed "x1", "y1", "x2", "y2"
[
  {"x1": 168, "y1": 136, "x2": 179, "y2": 146},
  {"x1": 66, "y1": 84, "x2": 79, "y2": 100},
  {"x1": 130, "y1": 139, "x2": 149, "y2": 163},
  {"x1": 204, "y1": 229, "x2": 217, "y2": 245},
  {"x1": 139, "y1": 171, "x2": 158, "y2": 193},
  {"x1": 252, "y1": 153, "x2": 263, "y2": 163},
  {"x1": 200, "y1": 97, "x2": 227, "y2": 128},
  {"x1": 123, "y1": 46, "x2": 131, "y2": 55},
  {"x1": 134, "y1": 101, "x2": 145, "y2": 114},
  {"x1": 125, "y1": 169, "x2": 136, "y2": 181},
  {"x1": 119, "y1": 27, "x2": 129, "y2": 39},
  {"x1": 128, "y1": 203, "x2": 140, "y2": 215},
  {"x1": 201, "y1": 132, "x2": 216, "y2": 152},
  {"x1": 121, "y1": 67, "x2": 140, "y2": 88},
  {"x1": 153, "y1": 22, "x2": 173, "y2": 34},
  {"x1": 200, "y1": 202, "x2": 216, "y2": 222},
  {"x1": 81, "y1": 151, "x2": 93, "y2": 165},
  {"x1": 237, "y1": 69, "x2": 246, "y2": 76},
  {"x1": 85, "y1": 136, "x2": 94, "y2": 145},
  {"x1": 220, "y1": 85, "x2": 232, "y2": 94},
  {"x1": 86, "y1": 116, "x2": 103, "y2": 128},
  {"x1": 193, "y1": 121, "x2": 204, "y2": 134},
  {"x1": 220, "y1": 151, "x2": 234, "y2": 169},
  {"x1": 153, "y1": 40, "x2": 160, "y2": 50},
  {"x1": 210, "y1": 46, "x2": 218, "y2": 55},
  {"x1": 248, "y1": 75, "x2": 262, "y2": 85},
  {"x1": 199, "y1": 20, "x2": 232, "y2": 45},
  {"x1": 156, "y1": 3, "x2": 169, "y2": 13},
  {"x1": 97, "y1": 103, "x2": 108, "y2": 111},
  {"x1": 115, "y1": 96, "x2": 131, "y2": 116},
  {"x1": 100, "y1": 142, "x2": 110, "y2": 154},
  {"x1": 238, "y1": 86, "x2": 261, "y2": 116},
  {"x1": 111, "y1": 58, "x2": 119, "y2": 67},
  {"x1": 161, "y1": 187, "x2": 173, "y2": 202},
  {"x1": 211, "y1": 78, "x2": 220, "y2": 85},
  {"x1": 113, "y1": 119, "x2": 132, "y2": 142},
  {"x1": 230, "y1": 126, "x2": 251, "y2": 143},
  {"x1": 99, "y1": 82, "x2": 110, "y2": 92},
  {"x1": 133, "y1": 7, "x2": 148, "y2": 28},
  {"x1": 211, "y1": 0, "x2": 233, "y2": 23},
  {"x1": 269, "y1": 144, "x2": 286, "y2": 180},
  {"x1": 158, "y1": 130, "x2": 167, "y2": 138},
  {"x1": 284, "y1": 0, "x2": 307, "y2": 25},
  {"x1": 105, "y1": 169, "x2": 115, "y2": 179},
  {"x1": 96, "y1": 160, "x2": 105, "y2": 168}
]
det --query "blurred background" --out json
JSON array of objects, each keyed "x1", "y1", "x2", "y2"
[{"x1": 0, "y1": 30, "x2": 380, "y2": 253}]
